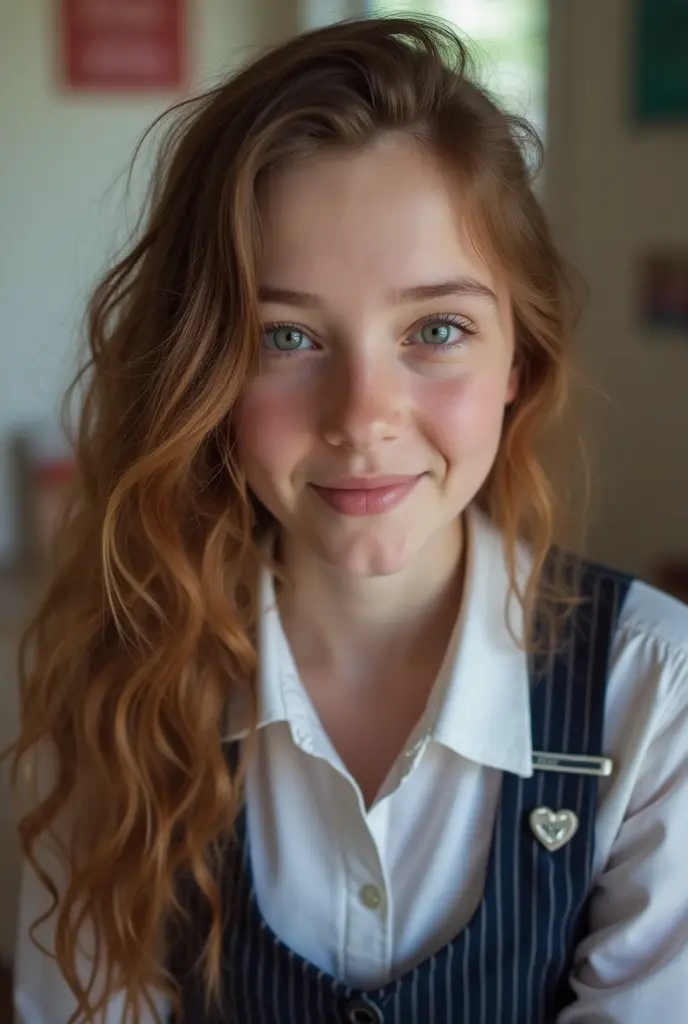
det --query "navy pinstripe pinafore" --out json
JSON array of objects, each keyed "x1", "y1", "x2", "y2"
[{"x1": 171, "y1": 561, "x2": 631, "y2": 1023}]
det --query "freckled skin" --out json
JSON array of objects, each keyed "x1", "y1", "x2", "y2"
[{"x1": 235, "y1": 136, "x2": 517, "y2": 578}]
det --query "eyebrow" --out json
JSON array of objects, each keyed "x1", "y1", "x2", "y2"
[{"x1": 258, "y1": 277, "x2": 497, "y2": 308}]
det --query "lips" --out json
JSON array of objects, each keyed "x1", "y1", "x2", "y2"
[{"x1": 309, "y1": 475, "x2": 421, "y2": 517}]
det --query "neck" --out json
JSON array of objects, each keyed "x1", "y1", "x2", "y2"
[{"x1": 277, "y1": 517, "x2": 465, "y2": 684}]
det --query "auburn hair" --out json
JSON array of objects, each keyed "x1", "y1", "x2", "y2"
[{"x1": 9, "y1": 15, "x2": 583, "y2": 1023}]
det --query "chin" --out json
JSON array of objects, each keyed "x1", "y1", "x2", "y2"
[{"x1": 309, "y1": 527, "x2": 420, "y2": 578}]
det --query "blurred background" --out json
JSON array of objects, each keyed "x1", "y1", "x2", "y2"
[{"x1": 0, "y1": 0, "x2": 687, "y2": 991}]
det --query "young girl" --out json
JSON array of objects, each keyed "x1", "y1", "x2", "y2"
[{"x1": 12, "y1": 16, "x2": 688, "y2": 1024}]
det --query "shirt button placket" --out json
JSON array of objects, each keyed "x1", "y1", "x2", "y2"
[
  {"x1": 344, "y1": 867, "x2": 389, "y2": 983},
  {"x1": 359, "y1": 884, "x2": 383, "y2": 911}
]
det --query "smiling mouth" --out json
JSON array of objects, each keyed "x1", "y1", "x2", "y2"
[{"x1": 309, "y1": 475, "x2": 422, "y2": 516}]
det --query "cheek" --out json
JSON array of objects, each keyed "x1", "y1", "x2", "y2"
[
  {"x1": 414, "y1": 371, "x2": 510, "y2": 456},
  {"x1": 234, "y1": 382, "x2": 310, "y2": 476}
]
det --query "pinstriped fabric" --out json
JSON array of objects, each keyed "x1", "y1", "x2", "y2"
[
  {"x1": 426, "y1": 947, "x2": 436, "y2": 1022},
  {"x1": 443, "y1": 930, "x2": 454, "y2": 1023},
  {"x1": 550, "y1": 606, "x2": 579, "y2": 1010},
  {"x1": 172, "y1": 561, "x2": 631, "y2": 1024},
  {"x1": 486, "y1": 794, "x2": 503, "y2": 1023}
]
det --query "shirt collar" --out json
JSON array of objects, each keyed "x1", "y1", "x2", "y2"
[
  {"x1": 225, "y1": 562, "x2": 335, "y2": 757},
  {"x1": 427, "y1": 505, "x2": 533, "y2": 778},
  {"x1": 226, "y1": 505, "x2": 533, "y2": 779}
]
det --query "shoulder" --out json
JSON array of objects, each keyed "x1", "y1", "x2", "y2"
[
  {"x1": 584, "y1": 569, "x2": 688, "y2": 886},
  {"x1": 613, "y1": 575, "x2": 688, "y2": 693},
  {"x1": 618, "y1": 577, "x2": 688, "y2": 660},
  {"x1": 603, "y1": 571, "x2": 688, "y2": 740},
  {"x1": 577, "y1": 573, "x2": 688, "y2": 996},
  {"x1": 566, "y1": 557, "x2": 688, "y2": 729},
  {"x1": 575, "y1": 554, "x2": 688, "y2": 665}
]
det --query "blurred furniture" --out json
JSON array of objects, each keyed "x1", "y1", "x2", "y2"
[
  {"x1": 9, "y1": 429, "x2": 74, "y2": 571},
  {"x1": 1, "y1": 428, "x2": 72, "y2": 973},
  {"x1": 0, "y1": 566, "x2": 39, "y2": 968}
]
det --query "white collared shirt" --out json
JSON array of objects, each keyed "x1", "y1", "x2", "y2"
[{"x1": 14, "y1": 507, "x2": 688, "y2": 1022}]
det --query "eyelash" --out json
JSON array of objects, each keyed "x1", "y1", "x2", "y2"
[
  {"x1": 261, "y1": 313, "x2": 478, "y2": 357},
  {"x1": 410, "y1": 313, "x2": 478, "y2": 351},
  {"x1": 262, "y1": 322, "x2": 316, "y2": 357}
]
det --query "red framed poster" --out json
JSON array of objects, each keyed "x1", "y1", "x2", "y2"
[{"x1": 60, "y1": 0, "x2": 187, "y2": 92}]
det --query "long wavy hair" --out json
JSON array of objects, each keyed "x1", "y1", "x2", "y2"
[{"x1": 9, "y1": 15, "x2": 583, "y2": 1023}]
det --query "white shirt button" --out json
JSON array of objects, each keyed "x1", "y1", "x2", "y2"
[{"x1": 359, "y1": 884, "x2": 383, "y2": 910}]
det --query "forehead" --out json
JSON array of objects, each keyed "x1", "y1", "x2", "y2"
[{"x1": 258, "y1": 135, "x2": 497, "y2": 300}]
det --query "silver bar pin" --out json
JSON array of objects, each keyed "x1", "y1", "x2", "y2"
[{"x1": 532, "y1": 751, "x2": 614, "y2": 777}]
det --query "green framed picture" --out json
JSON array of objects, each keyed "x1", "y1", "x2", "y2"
[{"x1": 634, "y1": 0, "x2": 688, "y2": 123}]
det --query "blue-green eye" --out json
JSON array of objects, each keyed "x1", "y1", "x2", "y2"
[
  {"x1": 262, "y1": 325, "x2": 315, "y2": 353},
  {"x1": 408, "y1": 316, "x2": 474, "y2": 349},
  {"x1": 420, "y1": 322, "x2": 455, "y2": 344}
]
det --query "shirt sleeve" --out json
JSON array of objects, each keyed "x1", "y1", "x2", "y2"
[{"x1": 557, "y1": 635, "x2": 688, "y2": 1023}]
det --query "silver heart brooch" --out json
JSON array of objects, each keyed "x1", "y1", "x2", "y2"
[{"x1": 529, "y1": 806, "x2": 579, "y2": 852}]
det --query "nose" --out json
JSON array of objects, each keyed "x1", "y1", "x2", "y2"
[{"x1": 320, "y1": 356, "x2": 406, "y2": 453}]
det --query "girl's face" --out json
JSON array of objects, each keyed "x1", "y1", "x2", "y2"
[{"x1": 235, "y1": 135, "x2": 517, "y2": 577}]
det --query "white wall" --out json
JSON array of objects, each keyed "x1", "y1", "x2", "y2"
[
  {"x1": 548, "y1": 0, "x2": 688, "y2": 577},
  {"x1": 0, "y1": 0, "x2": 291, "y2": 562},
  {"x1": 299, "y1": 0, "x2": 368, "y2": 28}
]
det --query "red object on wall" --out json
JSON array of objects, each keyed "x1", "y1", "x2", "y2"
[{"x1": 61, "y1": 0, "x2": 186, "y2": 92}]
